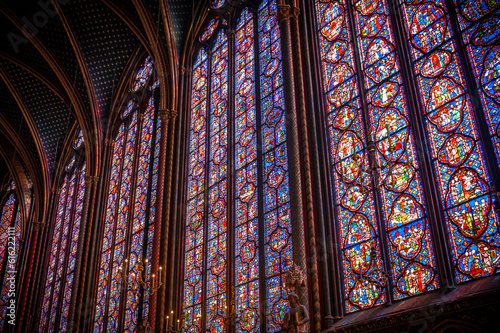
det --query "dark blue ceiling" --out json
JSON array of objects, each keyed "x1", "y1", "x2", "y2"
[{"x1": 0, "y1": 0, "x2": 194, "y2": 185}]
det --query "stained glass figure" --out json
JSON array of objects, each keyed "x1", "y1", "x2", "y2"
[{"x1": 399, "y1": 0, "x2": 500, "y2": 283}]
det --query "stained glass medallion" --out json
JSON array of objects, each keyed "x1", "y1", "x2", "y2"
[
  {"x1": 212, "y1": 0, "x2": 226, "y2": 9},
  {"x1": 182, "y1": 1, "x2": 292, "y2": 332},
  {"x1": 201, "y1": 19, "x2": 219, "y2": 42},
  {"x1": 400, "y1": 0, "x2": 500, "y2": 283},
  {"x1": 315, "y1": 0, "x2": 441, "y2": 311}
]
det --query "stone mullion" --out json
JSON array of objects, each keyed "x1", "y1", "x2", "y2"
[
  {"x1": 300, "y1": 0, "x2": 340, "y2": 324},
  {"x1": 226, "y1": 25, "x2": 235, "y2": 333}
]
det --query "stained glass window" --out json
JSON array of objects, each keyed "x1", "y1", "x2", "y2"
[
  {"x1": 0, "y1": 191, "x2": 17, "y2": 330},
  {"x1": 454, "y1": 1, "x2": 500, "y2": 162},
  {"x1": 93, "y1": 59, "x2": 161, "y2": 332},
  {"x1": 182, "y1": 1, "x2": 292, "y2": 332},
  {"x1": 399, "y1": 0, "x2": 500, "y2": 283},
  {"x1": 40, "y1": 134, "x2": 87, "y2": 332},
  {"x1": 314, "y1": 0, "x2": 500, "y2": 315}
]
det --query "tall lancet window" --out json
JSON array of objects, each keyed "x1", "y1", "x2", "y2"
[
  {"x1": 182, "y1": 1, "x2": 292, "y2": 332},
  {"x1": 40, "y1": 130, "x2": 86, "y2": 332},
  {"x1": 314, "y1": 0, "x2": 500, "y2": 314},
  {"x1": 0, "y1": 181, "x2": 21, "y2": 330},
  {"x1": 93, "y1": 57, "x2": 162, "y2": 332},
  {"x1": 398, "y1": 0, "x2": 500, "y2": 284},
  {"x1": 452, "y1": 2, "x2": 500, "y2": 163}
]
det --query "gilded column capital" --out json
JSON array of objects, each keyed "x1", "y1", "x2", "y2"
[
  {"x1": 84, "y1": 175, "x2": 99, "y2": 186},
  {"x1": 159, "y1": 109, "x2": 178, "y2": 122},
  {"x1": 180, "y1": 66, "x2": 192, "y2": 76},
  {"x1": 32, "y1": 221, "x2": 45, "y2": 230},
  {"x1": 277, "y1": 4, "x2": 292, "y2": 22},
  {"x1": 104, "y1": 138, "x2": 115, "y2": 147},
  {"x1": 292, "y1": 5, "x2": 300, "y2": 19}
]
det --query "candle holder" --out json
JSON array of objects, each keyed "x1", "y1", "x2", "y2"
[
  {"x1": 118, "y1": 258, "x2": 163, "y2": 296},
  {"x1": 119, "y1": 259, "x2": 139, "y2": 294},
  {"x1": 166, "y1": 311, "x2": 183, "y2": 333},
  {"x1": 137, "y1": 259, "x2": 163, "y2": 296}
]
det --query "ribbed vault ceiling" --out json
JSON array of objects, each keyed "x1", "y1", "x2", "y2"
[{"x1": 0, "y1": 0, "x2": 194, "y2": 217}]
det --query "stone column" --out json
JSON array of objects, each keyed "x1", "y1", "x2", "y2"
[
  {"x1": 287, "y1": 0, "x2": 323, "y2": 330},
  {"x1": 150, "y1": 108, "x2": 176, "y2": 330},
  {"x1": 276, "y1": 0, "x2": 309, "y2": 310}
]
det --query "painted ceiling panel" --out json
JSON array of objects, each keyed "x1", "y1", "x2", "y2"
[
  {"x1": 168, "y1": 0, "x2": 192, "y2": 56},
  {"x1": 0, "y1": 76, "x2": 40, "y2": 170},
  {"x1": 63, "y1": 0, "x2": 138, "y2": 119},
  {"x1": 3, "y1": 61, "x2": 74, "y2": 172}
]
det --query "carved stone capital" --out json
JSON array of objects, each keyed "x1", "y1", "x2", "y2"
[
  {"x1": 277, "y1": 4, "x2": 292, "y2": 22},
  {"x1": 226, "y1": 29, "x2": 235, "y2": 38}
]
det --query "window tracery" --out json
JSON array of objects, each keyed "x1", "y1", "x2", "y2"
[
  {"x1": 93, "y1": 57, "x2": 161, "y2": 332},
  {"x1": 40, "y1": 135, "x2": 86, "y2": 332}
]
